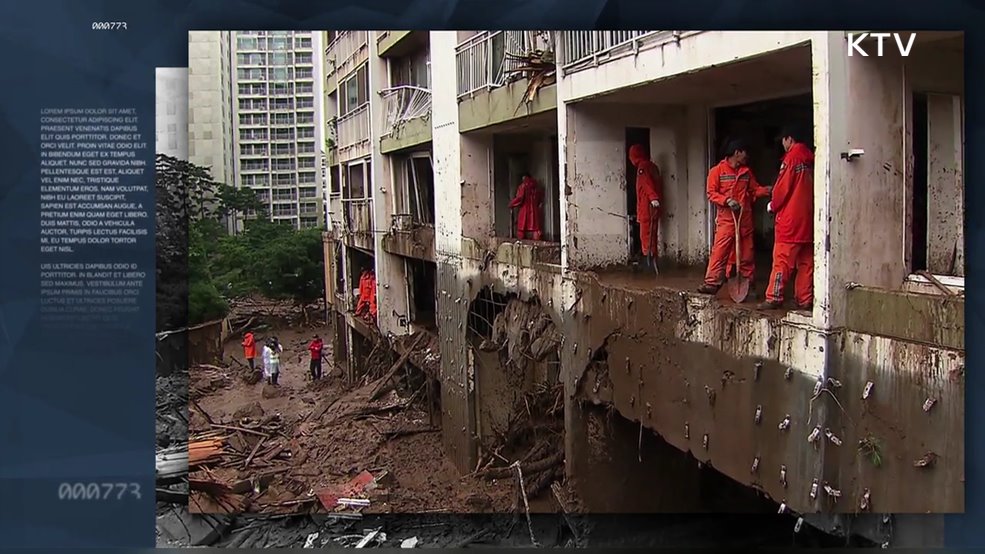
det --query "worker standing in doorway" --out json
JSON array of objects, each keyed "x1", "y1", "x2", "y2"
[
  {"x1": 629, "y1": 144, "x2": 664, "y2": 272},
  {"x1": 697, "y1": 140, "x2": 771, "y2": 298},
  {"x1": 509, "y1": 173, "x2": 544, "y2": 240},
  {"x1": 759, "y1": 126, "x2": 815, "y2": 310}
]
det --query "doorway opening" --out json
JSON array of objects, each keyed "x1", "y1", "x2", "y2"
[
  {"x1": 625, "y1": 127, "x2": 650, "y2": 262},
  {"x1": 712, "y1": 94, "x2": 813, "y2": 285}
]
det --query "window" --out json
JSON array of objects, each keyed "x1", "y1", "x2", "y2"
[
  {"x1": 299, "y1": 171, "x2": 317, "y2": 184},
  {"x1": 346, "y1": 161, "x2": 369, "y2": 199},
  {"x1": 241, "y1": 159, "x2": 268, "y2": 171},
  {"x1": 272, "y1": 113, "x2": 294, "y2": 125},
  {"x1": 297, "y1": 127, "x2": 315, "y2": 139},
  {"x1": 298, "y1": 157, "x2": 316, "y2": 169},
  {"x1": 271, "y1": 98, "x2": 294, "y2": 111},
  {"x1": 272, "y1": 189, "x2": 297, "y2": 201},
  {"x1": 404, "y1": 154, "x2": 434, "y2": 225},
  {"x1": 296, "y1": 82, "x2": 313, "y2": 94},
  {"x1": 296, "y1": 67, "x2": 313, "y2": 80},
  {"x1": 297, "y1": 112, "x2": 314, "y2": 124},
  {"x1": 238, "y1": 83, "x2": 266, "y2": 95},
  {"x1": 270, "y1": 36, "x2": 290, "y2": 51},
  {"x1": 300, "y1": 202, "x2": 318, "y2": 215},
  {"x1": 296, "y1": 96, "x2": 314, "y2": 109},
  {"x1": 269, "y1": 67, "x2": 291, "y2": 81},
  {"x1": 301, "y1": 217, "x2": 319, "y2": 229},
  {"x1": 270, "y1": 82, "x2": 293, "y2": 96},
  {"x1": 237, "y1": 36, "x2": 258, "y2": 50},
  {"x1": 239, "y1": 113, "x2": 267, "y2": 126},
  {"x1": 272, "y1": 143, "x2": 295, "y2": 156},
  {"x1": 296, "y1": 37, "x2": 312, "y2": 49},
  {"x1": 340, "y1": 64, "x2": 369, "y2": 115},
  {"x1": 390, "y1": 48, "x2": 430, "y2": 88},
  {"x1": 295, "y1": 52, "x2": 313, "y2": 64},
  {"x1": 239, "y1": 128, "x2": 267, "y2": 141},
  {"x1": 300, "y1": 187, "x2": 318, "y2": 198},
  {"x1": 237, "y1": 68, "x2": 264, "y2": 80},
  {"x1": 273, "y1": 174, "x2": 297, "y2": 186},
  {"x1": 272, "y1": 128, "x2": 295, "y2": 141},
  {"x1": 297, "y1": 141, "x2": 315, "y2": 154},
  {"x1": 242, "y1": 174, "x2": 269, "y2": 187},
  {"x1": 273, "y1": 159, "x2": 296, "y2": 171},
  {"x1": 910, "y1": 92, "x2": 965, "y2": 277},
  {"x1": 269, "y1": 52, "x2": 291, "y2": 66}
]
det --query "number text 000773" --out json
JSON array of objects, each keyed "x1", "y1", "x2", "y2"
[{"x1": 58, "y1": 482, "x2": 142, "y2": 500}]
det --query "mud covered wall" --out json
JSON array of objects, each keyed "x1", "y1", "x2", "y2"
[
  {"x1": 436, "y1": 248, "x2": 567, "y2": 473},
  {"x1": 824, "y1": 331, "x2": 964, "y2": 513},
  {"x1": 560, "y1": 272, "x2": 964, "y2": 514}
]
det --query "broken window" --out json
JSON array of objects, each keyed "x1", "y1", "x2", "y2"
[
  {"x1": 910, "y1": 92, "x2": 964, "y2": 278},
  {"x1": 390, "y1": 47, "x2": 430, "y2": 89},
  {"x1": 407, "y1": 154, "x2": 434, "y2": 226},
  {"x1": 406, "y1": 259, "x2": 437, "y2": 330},
  {"x1": 345, "y1": 160, "x2": 370, "y2": 199}
]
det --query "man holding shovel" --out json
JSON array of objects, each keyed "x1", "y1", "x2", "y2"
[
  {"x1": 628, "y1": 144, "x2": 664, "y2": 273},
  {"x1": 697, "y1": 140, "x2": 771, "y2": 301}
]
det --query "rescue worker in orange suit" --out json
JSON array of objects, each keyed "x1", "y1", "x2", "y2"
[
  {"x1": 629, "y1": 144, "x2": 664, "y2": 271},
  {"x1": 356, "y1": 270, "x2": 371, "y2": 317},
  {"x1": 697, "y1": 140, "x2": 771, "y2": 297},
  {"x1": 509, "y1": 173, "x2": 544, "y2": 240},
  {"x1": 759, "y1": 127, "x2": 815, "y2": 310}
]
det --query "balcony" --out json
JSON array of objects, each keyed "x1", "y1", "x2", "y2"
[
  {"x1": 337, "y1": 103, "x2": 371, "y2": 162},
  {"x1": 377, "y1": 31, "x2": 427, "y2": 58},
  {"x1": 455, "y1": 31, "x2": 558, "y2": 132},
  {"x1": 342, "y1": 198, "x2": 375, "y2": 251},
  {"x1": 379, "y1": 85, "x2": 432, "y2": 153},
  {"x1": 327, "y1": 31, "x2": 370, "y2": 84}
]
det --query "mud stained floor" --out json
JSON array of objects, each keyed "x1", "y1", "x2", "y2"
[{"x1": 189, "y1": 324, "x2": 521, "y2": 515}]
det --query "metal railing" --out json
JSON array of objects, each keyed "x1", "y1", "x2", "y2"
[
  {"x1": 342, "y1": 198, "x2": 374, "y2": 236},
  {"x1": 327, "y1": 31, "x2": 369, "y2": 77},
  {"x1": 379, "y1": 85, "x2": 431, "y2": 137},
  {"x1": 337, "y1": 103, "x2": 370, "y2": 151},
  {"x1": 455, "y1": 31, "x2": 552, "y2": 98},
  {"x1": 558, "y1": 31, "x2": 690, "y2": 72}
]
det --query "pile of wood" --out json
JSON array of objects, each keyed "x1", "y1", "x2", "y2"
[
  {"x1": 189, "y1": 365, "x2": 232, "y2": 400},
  {"x1": 504, "y1": 49, "x2": 557, "y2": 114},
  {"x1": 474, "y1": 380, "x2": 565, "y2": 500}
]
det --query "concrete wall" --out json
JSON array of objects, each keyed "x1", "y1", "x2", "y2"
[
  {"x1": 563, "y1": 102, "x2": 711, "y2": 269},
  {"x1": 559, "y1": 31, "x2": 813, "y2": 103},
  {"x1": 431, "y1": 31, "x2": 464, "y2": 257}
]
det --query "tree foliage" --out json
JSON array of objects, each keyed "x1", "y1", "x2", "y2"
[{"x1": 155, "y1": 153, "x2": 325, "y2": 328}]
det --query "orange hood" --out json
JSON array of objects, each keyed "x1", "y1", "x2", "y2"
[{"x1": 628, "y1": 144, "x2": 648, "y2": 166}]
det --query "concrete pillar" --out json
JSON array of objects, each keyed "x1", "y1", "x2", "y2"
[
  {"x1": 431, "y1": 31, "x2": 464, "y2": 257},
  {"x1": 812, "y1": 31, "x2": 908, "y2": 330},
  {"x1": 563, "y1": 104, "x2": 630, "y2": 269},
  {"x1": 460, "y1": 133, "x2": 494, "y2": 246},
  {"x1": 368, "y1": 37, "x2": 411, "y2": 337}
]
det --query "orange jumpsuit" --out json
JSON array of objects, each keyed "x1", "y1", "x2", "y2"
[
  {"x1": 509, "y1": 176, "x2": 544, "y2": 240},
  {"x1": 356, "y1": 271, "x2": 371, "y2": 316},
  {"x1": 629, "y1": 144, "x2": 663, "y2": 257},
  {"x1": 764, "y1": 142, "x2": 815, "y2": 306},
  {"x1": 703, "y1": 159, "x2": 770, "y2": 287}
]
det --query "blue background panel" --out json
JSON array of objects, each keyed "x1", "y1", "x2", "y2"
[{"x1": 0, "y1": 0, "x2": 979, "y2": 548}]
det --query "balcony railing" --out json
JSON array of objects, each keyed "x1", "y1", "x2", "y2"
[
  {"x1": 558, "y1": 31, "x2": 693, "y2": 73},
  {"x1": 342, "y1": 198, "x2": 374, "y2": 237},
  {"x1": 327, "y1": 31, "x2": 369, "y2": 78},
  {"x1": 455, "y1": 31, "x2": 552, "y2": 99},
  {"x1": 380, "y1": 85, "x2": 431, "y2": 137},
  {"x1": 337, "y1": 103, "x2": 370, "y2": 151}
]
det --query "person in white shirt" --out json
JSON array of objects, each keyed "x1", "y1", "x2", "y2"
[{"x1": 261, "y1": 337, "x2": 283, "y2": 385}]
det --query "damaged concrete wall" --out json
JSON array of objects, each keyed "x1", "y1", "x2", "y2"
[
  {"x1": 564, "y1": 101, "x2": 712, "y2": 270},
  {"x1": 925, "y1": 94, "x2": 964, "y2": 276},
  {"x1": 559, "y1": 274, "x2": 963, "y2": 514}
]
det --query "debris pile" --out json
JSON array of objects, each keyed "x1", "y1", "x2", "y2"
[{"x1": 227, "y1": 295, "x2": 326, "y2": 329}]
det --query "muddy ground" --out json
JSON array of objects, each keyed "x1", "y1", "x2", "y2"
[
  {"x1": 184, "y1": 323, "x2": 529, "y2": 516},
  {"x1": 156, "y1": 308, "x2": 873, "y2": 548}
]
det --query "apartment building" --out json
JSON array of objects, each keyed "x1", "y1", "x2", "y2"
[
  {"x1": 229, "y1": 31, "x2": 326, "y2": 230},
  {"x1": 188, "y1": 31, "x2": 234, "y2": 190},
  {"x1": 322, "y1": 30, "x2": 965, "y2": 542},
  {"x1": 155, "y1": 68, "x2": 189, "y2": 159}
]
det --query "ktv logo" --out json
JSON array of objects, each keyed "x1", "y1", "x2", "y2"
[{"x1": 847, "y1": 32, "x2": 917, "y2": 57}]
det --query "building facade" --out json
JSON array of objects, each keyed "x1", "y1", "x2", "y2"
[
  {"x1": 228, "y1": 31, "x2": 326, "y2": 230},
  {"x1": 322, "y1": 30, "x2": 965, "y2": 544},
  {"x1": 188, "y1": 31, "x2": 234, "y2": 186},
  {"x1": 155, "y1": 68, "x2": 189, "y2": 159}
]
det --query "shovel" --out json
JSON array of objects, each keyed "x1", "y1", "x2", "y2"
[
  {"x1": 726, "y1": 206, "x2": 750, "y2": 303},
  {"x1": 648, "y1": 204, "x2": 660, "y2": 274}
]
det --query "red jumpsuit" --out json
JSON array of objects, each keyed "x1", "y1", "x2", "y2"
[
  {"x1": 509, "y1": 176, "x2": 544, "y2": 240},
  {"x1": 356, "y1": 271, "x2": 371, "y2": 316},
  {"x1": 629, "y1": 144, "x2": 663, "y2": 257},
  {"x1": 764, "y1": 142, "x2": 815, "y2": 306},
  {"x1": 703, "y1": 159, "x2": 770, "y2": 287}
]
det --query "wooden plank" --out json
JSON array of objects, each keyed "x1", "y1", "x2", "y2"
[{"x1": 369, "y1": 333, "x2": 425, "y2": 400}]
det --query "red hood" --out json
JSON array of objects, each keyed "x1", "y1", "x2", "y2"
[
  {"x1": 628, "y1": 144, "x2": 648, "y2": 166},
  {"x1": 243, "y1": 333, "x2": 254, "y2": 345},
  {"x1": 789, "y1": 142, "x2": 814, "y2": 163}
]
